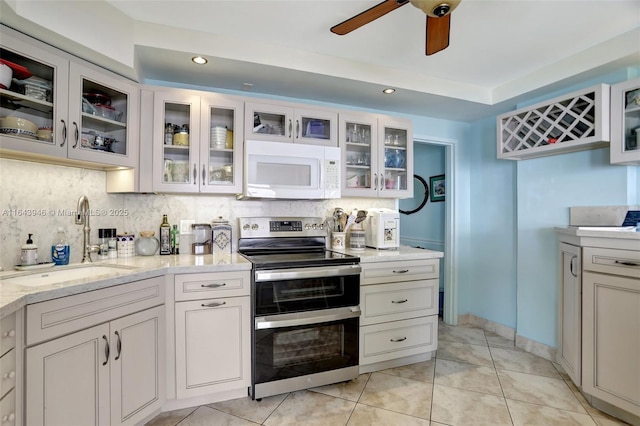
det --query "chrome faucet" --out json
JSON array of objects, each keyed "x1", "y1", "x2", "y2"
[{"x1": 75, "y1": 195, "x2": 100, "y2": 263}]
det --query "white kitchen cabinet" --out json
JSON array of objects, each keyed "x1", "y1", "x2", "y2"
[
  {"x1": 340, "y1": 112, "x2": 413, "y2": 198},
  {"x1": 0, "y1": 26, "x2": 139, "y2": 169},
  {"x1": 0, "y1": 312, "x2": 18, "y2": 426},
  {"x1": 359, "y1": 258, "x2": 438, "y2": 372},
  {"x1": 150, "y1": 87, "x2": 244, "y2": 193},
  {"x1": 497, "y1": 84, "x2": 610, "y2": 160},
  {"x1": 610, "y1": 77, "x2": 640, "y2": 165},
  {"x1": 557, "y1": 242, "x2": 582, "y2": 386},
  {"x1": 245, "y1": 101, "x2": 337, "y2": 146},
  {"x1": 24, "y1": 277, "x2": 165, "y2": 426},
  {"x1": 174, "y1": 271, "x2": 251, "y2": 399}
]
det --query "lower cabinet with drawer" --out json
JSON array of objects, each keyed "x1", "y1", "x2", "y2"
[
  {"x1": 24, "y1": 276, "x2": 166, "y2": 426},
  {"x1": 359, "y1": 258, "x2": 439, "y2": 373},
  {"x1": 174, "y1": 270, "x2": 251, "y2": 399}
]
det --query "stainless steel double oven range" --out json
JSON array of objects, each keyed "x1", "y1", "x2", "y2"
[{"x1": 238, "y1": 217, "x2": 361, "y2": 400}]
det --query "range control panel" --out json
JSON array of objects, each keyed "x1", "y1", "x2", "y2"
[{"x1": 238, "y1": 217, "x2": 326, "y2": 238}]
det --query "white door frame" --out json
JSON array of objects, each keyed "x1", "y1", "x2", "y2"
[{"x1": 411, "y1": 135, "x2": 458, "y2": 325}]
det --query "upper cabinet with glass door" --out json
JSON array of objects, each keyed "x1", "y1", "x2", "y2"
[
  {"x1": 341, "y1": 113, "x2": 413, "y2": 198},
  {"x1": 151, "y1": 87, "x2": 243, "y2": 193},
  {"x1": 0, "y1": 26, "x2": 138, "y2": 169},
  {"x1": 245, "y1": 101, "x2": 337, "y2": 146},
  {"x1": 610, "y1": 77, "x2": 640, "y2": 165}
]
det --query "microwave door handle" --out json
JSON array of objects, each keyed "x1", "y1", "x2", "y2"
[{"x1": 255, "y1": 306, "x2": 361, "y2": 330}]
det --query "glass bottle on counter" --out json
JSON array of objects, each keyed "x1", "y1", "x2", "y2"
[
  {"x1": 159, "y1": 214, "x2": 171, "y2": 255},
  {"x1": 171, "y1": 224, "x2": 180, "y2": 254}
]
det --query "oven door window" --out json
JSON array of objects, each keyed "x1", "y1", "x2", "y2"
[
  {"x1": 254, "y1": 274, "x2": 359, "y2": 315},
  {"x1": 254, "y1": 316, "x2": 358, "y2": 385}
]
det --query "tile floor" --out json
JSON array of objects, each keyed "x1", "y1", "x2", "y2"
[{"x1": 146, "y1": 322, "x2": 631, "y2": 426}]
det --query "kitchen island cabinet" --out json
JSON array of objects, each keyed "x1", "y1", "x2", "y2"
[
  {"x1": 556, "y1": 229, "x2": 640, "y2": 425},
  {"x1": 0, "y1": 311, "x2": 19, "y2": 426},
  {"x1": 24, "y1": 277, "x2": 165, "y2": 426},
  {"x1": 0, "y1": 26, "x2": 139, "y2": 169}
]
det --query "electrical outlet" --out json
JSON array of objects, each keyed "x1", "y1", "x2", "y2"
[{"x1": 180, "y1": 219, "x2": 195, "y2": 234}]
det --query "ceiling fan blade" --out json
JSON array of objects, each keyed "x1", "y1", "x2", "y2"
[
  {"x1": 331, "y1": 0, "x2": 409, "y2": 35},
  {"x1": 425, "y1": 14, "x2": 450, "y2": 55}
]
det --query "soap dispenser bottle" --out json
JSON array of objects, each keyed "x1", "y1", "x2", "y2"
[{"x1": 21, "y1": 233, "x2": 38, "y2": 265}]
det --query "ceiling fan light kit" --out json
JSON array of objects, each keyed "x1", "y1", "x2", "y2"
[{"x1": 330, "y1": 0, "x2": 461, "y2": 55}]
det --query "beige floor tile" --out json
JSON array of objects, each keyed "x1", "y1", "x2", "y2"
[
  {"x1": 359, "y1": 372, "x2": 433, "y2": 420},
  {"x1": 177, "y1": 406, "x2": 257, "y2": 426},
  {"x1": 497, "y1": 369, "x2": 586, "y2": 414},
  {"x1": 378, "y1": 360, "x2": 435, "y2": 383},
  {"x1": 431, "y1": 384, "x2": 512, "y2": 425},
  {"x1": 506, "y1": 399, "x2": 597, "y2": 426},
  {"x1": 436, "y1": 340, "x2": 494, "y2": 367},
  {"x1": 208, "y1": 393, "x2": 287, "y2": 424},
  {"x1": 309, "y1": 373, "x2": 371, "y2": 402},
  {"x1": 347, "y1": 403, "x2": 431, "y2": 426},
  {"x1": 264, "y1": 390, "x2": 356, "y2": 426},
  {"x1": 144, "y1": 407, "x2": 197, "y2": 426},
  {"x1": 490, "y1": 346, "x2": 561, "y2": 378},
  {"x1": 439, "y1": 323, "x2": 488, "y2": 346},
  {"x1": 434, "y1": 358, "x2": 502, "y2": 396}
]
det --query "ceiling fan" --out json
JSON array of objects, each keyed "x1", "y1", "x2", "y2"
[{"x1": 330, "y1": 0, "x2": 461, "y2": 56}]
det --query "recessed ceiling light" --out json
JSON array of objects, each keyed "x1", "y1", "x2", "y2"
[
  {"x1": 382, "y1": 88, "x2": 396, "y2": 94},
  {"x1": 191, "y1": 56, "x2": 208, "y2": 65}
]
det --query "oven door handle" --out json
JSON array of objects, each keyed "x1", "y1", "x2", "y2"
[
  {"x1": 255, "y1": 264, "x2": 361, "y2": 282},
  {"x1": 255, "y1": 306, "x2": 361, "y2": 330}
]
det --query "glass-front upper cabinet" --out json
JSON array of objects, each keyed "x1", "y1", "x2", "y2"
[
  {"x1": 199, "y1": 94, "x2": 244, "y2": 194},
  {"x1": 611, "y1": 77, "x2": 640, "y2": 165},
  {"x1": 151, "y1": 89, "x2": 243, "y2": 193},
  {"x1": 245, "y1": 101, "x2": 337, "y2": 146},
  {"x1": 1, "y1": 27, "x2": 138, "y2": 168},
  {"x1": 378, "y1": 116, "x2": 413, "y2": 199},
  {"x1": 340, "y1": 113, "x2": 378, "y2": 197}
]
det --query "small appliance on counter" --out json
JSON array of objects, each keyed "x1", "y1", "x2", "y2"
[{"x1": 365, "y1": 208, "x2": 400, "y2": 249}]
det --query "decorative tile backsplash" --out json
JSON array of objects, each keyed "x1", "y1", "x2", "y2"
[{"x1": 0, "y1": 159, "x2": 393, "y2": 269}]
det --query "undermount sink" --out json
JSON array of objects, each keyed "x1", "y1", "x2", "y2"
[{"x1": 2, "y1": 264, "x2": 138, "y2": 288}]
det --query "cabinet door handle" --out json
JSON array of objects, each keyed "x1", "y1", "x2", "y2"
[
  {"x1": 570, "y1": 255, "x2": 577, "y2": 277},
  {"x1": 202, "y1": 164, "x2": 206, "y2": 184},
  {"x1": 2, "y1": 330, "x2": 15, "y2": 338},
  {"x1": 60, "y1": 119, "x2": 67, "y2": 147},
  {"x1": 71, "y1": 122, "x2": 79, "y2": 148},
  {"x1": 102, "y1": 335, "x2": 110, "y2": 366},
  {"x1": 390, "y1": 337, "x2": 407, "y2": 342},
  {"x1": 201, "y1": 301, "x2": 226, "y2": 308},
  {"x1": 1, "y1": 413, "x2": 15, "y2": 422},
  {"x1": 114, "y1": 330, "x2": 122, "y2": 361},
  {"x1": 200, "y1": 283, "x2": 226, "y2": 288},
  {"x1": 192, "y1": 163, "x2": 197, "y2": 185},
  {"x1": 2, "y1": 371, "x2": 15, "y2": 380},
  {"x1": 393, "y1": 269, "x2": 409, "y2": 274},
  {"x1": 391, "y1": 299, "x2": 408, "y2": 304},
  {"x1": 373, "y1": 174, "x2": 378, "y2": 190},
  {"x1": 288, "y1": 119, "x2": 293, "y2": 138},
  {"x1": 295, "y1": 119, "x2": 300, "y2": 139}
]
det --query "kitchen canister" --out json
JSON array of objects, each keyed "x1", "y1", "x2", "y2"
[
  {"x1": 117, "y1": 233, "x2": 135, "y2": 258},
  {"x1": 212, "y1": 216, "x2": 232, "y2": 258},
  {"x1": 331, "y1": 232, "x2": 346, "y2": 250},
  {"x1": 349, "y1": 229, "x2": 366, "y2": 251}
]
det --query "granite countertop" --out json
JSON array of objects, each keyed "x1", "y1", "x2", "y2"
[
  {"x1": 555, "y1": 226, "x2": 640, "y2": 239},
  {"x1": 0, "y1": 245, "x2": 442, "y2": 318}
]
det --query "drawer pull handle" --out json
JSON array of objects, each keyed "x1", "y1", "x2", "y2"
[
  {"x1": 2, "y1": 330, "x2": 15, "y2": 338},
  {"x1": 614, "y1": 260, "x2": 640, "y2": 267},
  {"x1": 114, "y1": 330, "x2": 122, "y2": 361},
  {"x1": 392, "y1": 269, "x2": 409, "y2": 274},
  {"x1": 201, "y1": 283, "x2": 226, "y2": 288},
  {"x1": 390, "y1": 337, "x2": 407, "y2": 342},
  {"x1": 201, "y1": 302, "x2": 226, "y2": 308},
  {"x1": 392, "y1": 299, "x2": 408, "y2": 304}
]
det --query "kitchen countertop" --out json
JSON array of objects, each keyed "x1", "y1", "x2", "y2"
[
  {"x1": 555, "y1": 227, "x2": 640, "y2": 250},
  {"x1": 0, "y1": 245, "x2": 441, "y2": 318}
]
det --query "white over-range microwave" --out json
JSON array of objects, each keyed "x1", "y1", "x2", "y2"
[{"x1": 239, "y1": 140, "x2": 341, "y2": 200}]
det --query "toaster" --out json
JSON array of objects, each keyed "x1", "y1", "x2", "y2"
[{"x1": 365, "y1": 208, "x2": 400, "y2": 249}]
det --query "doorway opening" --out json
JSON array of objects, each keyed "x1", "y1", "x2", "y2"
[{"x1": 399, "y1": 136, "x2": 457, "y2": 325}]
